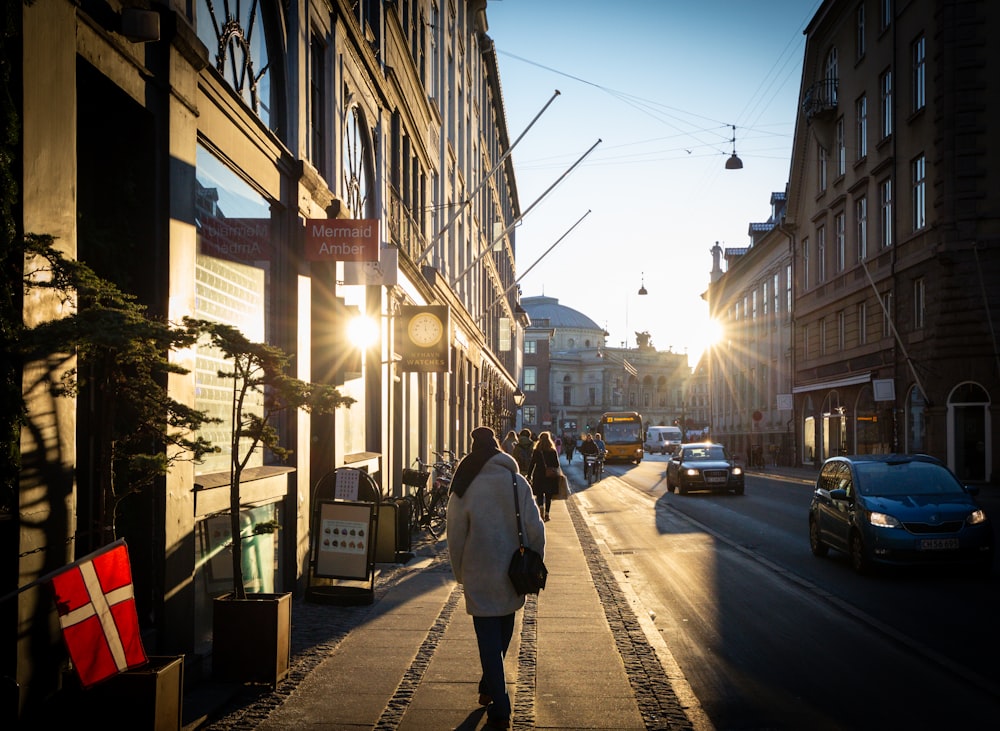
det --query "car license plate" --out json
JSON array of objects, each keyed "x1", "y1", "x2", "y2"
[
  {"x1": 705, "y1": 475, "x2": 726, "y2": 483},
  {"x1": 920, "y1": 538, "x2": 959, "y2": 551}
]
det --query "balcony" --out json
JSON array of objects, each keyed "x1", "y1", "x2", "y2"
[{"x1": 802, "y1": 78, "x2": 838, "y2": 122}]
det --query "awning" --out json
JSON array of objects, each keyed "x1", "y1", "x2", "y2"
[{"x1": 792, "y1": 372, "x2": 872, "y2": 394}]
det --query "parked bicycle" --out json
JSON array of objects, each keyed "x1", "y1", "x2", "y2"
[{"x1": 400, "y1": 450, "x2": 457, "y2": 538}]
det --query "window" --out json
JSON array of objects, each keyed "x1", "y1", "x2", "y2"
[
  {"x1": 880, "y1": 69, "x2": 893, "y2": 139},
  {"x1": 563, "y1": 385, "x2": 572, "y2": 406},
  {"x1": 914, "y1": 278, "x2": 925, "y2": 329},
  {"x1": 857, "y1": 301, "x2": 868, "y2": 345},
  {"x1": 588, "y1": 387, "x2": 597, "y2": 406},
  {"x1": 523, "y1": 405, "x2": 537, "y2": 424},
  {"x1": 773, "y1": 272, "x2": 780, "y2": 322},
  {"x1": 879, "y1": 178, "x2": 893, "y2": 248},
  {"x1": 912, "y1": 154, "x2": 926, "y2": 230},
  {"x1": 825, "y1": 47, "x2": 839, "y2": 101},
  {"x1": 856, "y1": 196, "x2": 868, "y2": 261},
  {"x1": 820, "y1": 318, "x2": 827, "y2": 356},
  {"x1": 197, "y1": 0, "x2": 275, "y2": 131},
  {"x1": 802, "y1": 237, "x2": 810, "y2": 287},
  {"x1": 912, "y1": 34, "x2": 926, "y2": 112},
  {"x1": 882, "y1": 291, "x2": 894, "y2": 338},
  {"x1": 524, "y1": 340, "x2": 537, "y2": 355},
  {"x1": 786, "y1": 264, "x2": 792, "y2": 314},
  {"x1": 838, "y1": 310, "x2": 846, "y2": 350},
  {"x1": 818, "y1": 146, "x2": 828, "y2": 192},
  {"x1": 836, "y1": 117, "x2": 846, "y2": 176},
  {"x1": 309, "y1": 33, "x2": 327, "y2": 178},
  {"x1": 855, "y1": 95, "x2": 867, "y2": 159},
  {"x1": 194, "y1": 145, "x2": 274, "y2": 475},
  {"x1": 880, "y1": 0, "x2": 892, "y2": 31},
  {"x1": 856, "y1": 3, "x2": 866, "y2": 59},
  {"x1": 803, "y1": 323, "x2": 811, "y2": 360},
  {"x1": 817, "y1": 226, "x2": 827, "y2": 283},
  {"x1": 498, "y1": 317, "x2": 511, "y2": 351},
  {"x1": 835, "y1": 212, "x2": 846, "y2": 272},
  {"x1": 523, "y1": 366, "x2": 537, "y2": 391},
  {"x1": 763, "y1": 279, "x2": 769, "y2": 317}
]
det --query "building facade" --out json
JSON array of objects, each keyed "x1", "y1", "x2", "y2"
[
  {"x1": 520, "y1": 296, "x2": 691, "y2": 442},
  {"x1": 706, "y1": 192, "x2": 796, "y2": 464},
  {"x1": 786, "y1": 0, "x2": 999, "y2": 477},
  {"x1": 8, "y1": 0, "x2": 523, "y2": 716}
]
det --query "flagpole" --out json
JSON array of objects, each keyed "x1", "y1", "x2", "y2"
[
  {"x1": 414, "y1": 89, "x2": 562, "y2": 266},
  {"x1": 479, "y1": 209, "x2": 592, "y2": 321},
  {"x1": 0, "y1": 538, "x2": 126, "y2": 605},
  {"x1": 450, "y1": 138, "x2": 602, "y2": 289}
]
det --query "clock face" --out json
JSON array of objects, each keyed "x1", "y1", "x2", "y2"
[{"x1": 408, "y1": 312, "x2": 443, "y2": 348}]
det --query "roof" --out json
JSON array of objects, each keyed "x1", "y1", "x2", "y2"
[{"x1": 520, "y1": 295, "x2": 603, "y2": 331}]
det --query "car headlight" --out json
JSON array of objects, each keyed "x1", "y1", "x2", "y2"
[
  {"x1": 868, "y1": 511, "x2": 901, "y2": 528},
  {"x1": 967, "y1": 509, "x2": 987, "y2": 526},
  {"x1": 731, "y1": 466, "x2": 743, "y2": 476},
  {"x1": 685, "y1": 468, "x2": 699, "y2": 477}
]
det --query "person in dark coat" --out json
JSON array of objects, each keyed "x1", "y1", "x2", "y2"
[
  {"x1": 448, "y1": 426, "x2": 545, "y2": 729},
  {"x1": 563, "y1": 432, "x2": 575, "y2": 463},
  {"x1": 527, "y1": 431, "x2": 560, "y2": 521},
  {"x1": 512, "y1": 428, "x2": 535, "y2": 474}
]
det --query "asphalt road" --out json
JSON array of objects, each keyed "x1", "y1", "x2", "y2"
[{"x1": 569, "y1": 455, "x2": 1000, "y2": 730}]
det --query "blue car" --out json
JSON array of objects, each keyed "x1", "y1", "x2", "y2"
[{"x1": 808, "y1": 454, "x2": 993, "y2": 574}]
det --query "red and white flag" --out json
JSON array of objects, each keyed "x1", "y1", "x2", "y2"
[{"x1": 47, "y1": 539, "x2": 147, "y2": 688}]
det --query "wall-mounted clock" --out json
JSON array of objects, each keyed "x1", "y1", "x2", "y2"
[{"x1": 408, "y1": 311, "x2": 444, "y2": 348}]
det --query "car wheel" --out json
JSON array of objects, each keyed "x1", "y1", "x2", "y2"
[
  {"x1": 850, "y1": 531, "x2": 871, "y2": 574},
  {"x1": 809, "y1": 518, "x2": 828, "y2": 557},
  {"x1": 677, "y1": 480, "x2": 688, "y2": 495}
]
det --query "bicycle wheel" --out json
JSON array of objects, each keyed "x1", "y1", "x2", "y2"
[{"x1": 424, "y1": 484, "x2": 448, "y2": 537}]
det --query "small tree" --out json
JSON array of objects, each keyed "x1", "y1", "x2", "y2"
[
  {"x1": 188, "y1": 318, "x2": 354, "y2": 599},
  {"x1": 20, "y1": 235, "x2": 218, "y2": 545}
]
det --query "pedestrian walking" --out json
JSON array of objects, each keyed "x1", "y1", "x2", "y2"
[
  {"x1": 501, "y1": 430, "x2": 517, "y2": 455},
  {"x1": 527, "y1": 431, "x2": 560, "y2": 521},
  {"x1": 447, "y1": 426, "x2": 546, "y2": 730},
  {"x1": 563, "y1": 433, "x2": 575, "y2": 463},
  {"x1": 511, "y1": 428, "x2": 534, "y2": 474}
]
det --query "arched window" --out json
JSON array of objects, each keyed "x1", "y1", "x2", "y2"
[
  {"x1": 948, "y1": 382, "x2": 991, "y2": 482},
  {"x1": 197, "y1": 1, "x2": 281, "y2": 133},
  {"x1": 343, "y1": 105, "x2": 375, "y2": 218}
]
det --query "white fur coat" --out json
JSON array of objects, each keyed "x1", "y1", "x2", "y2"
[{"x1": 446, "y1": 451, "x2": 546, "y2": 616}]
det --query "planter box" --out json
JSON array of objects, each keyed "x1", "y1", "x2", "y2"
[
  {"x1": 87, "y1": 655, "x2": 184, "y2": 730},
  {"x1": 212, "y1": 592, "x2": 291, "y2": 688}
]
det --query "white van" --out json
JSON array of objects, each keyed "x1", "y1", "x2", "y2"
[{"x1": 644, "y1": 425, "x2": 682, "y2": 455}]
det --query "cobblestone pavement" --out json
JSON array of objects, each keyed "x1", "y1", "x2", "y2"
[{"x1": 195, "y1": 494, "x2": 696, "y2": 730}]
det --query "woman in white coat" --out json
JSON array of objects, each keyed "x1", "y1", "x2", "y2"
[{"x1": 447, "y1": 426, "x2": 546, "y2": 730}]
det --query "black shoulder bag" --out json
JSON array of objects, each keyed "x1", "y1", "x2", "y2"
[{"x1": 507, "y1": 473, "x2": 548, "y2": 594}]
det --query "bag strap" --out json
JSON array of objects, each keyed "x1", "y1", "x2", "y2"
[{"x1": 511, "y1": 473, "x2": 525, "y2": 549}]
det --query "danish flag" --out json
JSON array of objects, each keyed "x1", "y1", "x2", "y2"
[{"x1": 47, "y1": 539, "x2": 147, "y2": 688}]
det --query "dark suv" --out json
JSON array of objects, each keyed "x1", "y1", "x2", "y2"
[{"x1": 666, "y1": 442, "x2": 744, "y2": 495}]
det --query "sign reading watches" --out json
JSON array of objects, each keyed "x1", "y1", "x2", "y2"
[{"x1": 305, "y1": 219, "x2": 380, "y2": 261}]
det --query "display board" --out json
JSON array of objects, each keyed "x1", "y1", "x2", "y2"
[{"x1": 313, "y1": 500, "x2": 375, "y2": 580}]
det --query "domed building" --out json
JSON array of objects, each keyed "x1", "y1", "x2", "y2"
[{"x1": 519, "y1": 296, "x2": 692, "y2": 445}]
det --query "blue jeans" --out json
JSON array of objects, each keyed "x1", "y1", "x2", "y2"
[{"x1": 473, "y1": 613, "x2": 515, "y2": 721}]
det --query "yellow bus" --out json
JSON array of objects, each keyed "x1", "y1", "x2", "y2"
[{"x1": 598, "y1": 411, "x2": 644, "y2": 464}]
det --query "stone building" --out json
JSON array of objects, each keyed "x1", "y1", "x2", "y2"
[
  {"x1": 7, "y1": 0, "x2": 523, "y2": 716},
  {"x1": 785, "y1": 0, "x2": 1000, "y2": 479},
  {"x1": 520, "y1": 296, "x2": 690, "y2": 442}
]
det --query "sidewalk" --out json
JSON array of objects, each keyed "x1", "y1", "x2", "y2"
[{"x1": 186, "y1": 466, "x2": 712, "y2": 730}]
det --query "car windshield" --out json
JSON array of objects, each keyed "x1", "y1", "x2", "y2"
[
  {"x1": 854, "y1": 460, "x2": 963, "y2": 497},
  {"x1": 683, "y1": 446, "x2": 727, "y2": 461}
]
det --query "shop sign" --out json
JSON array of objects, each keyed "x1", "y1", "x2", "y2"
[{"x1": 305, "y1": 219, "x2": 379, "y2": 261}]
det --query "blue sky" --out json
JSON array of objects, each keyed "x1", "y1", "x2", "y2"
[{"x1": 486, "y1": 0, "x2": 822, "y2": 366}]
